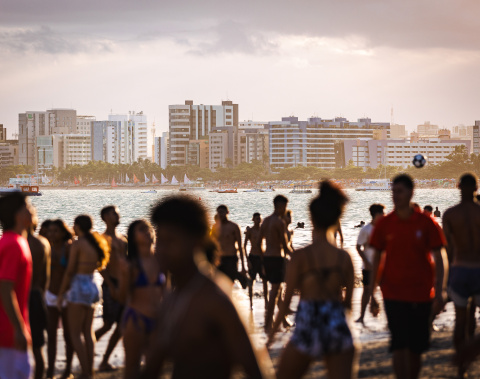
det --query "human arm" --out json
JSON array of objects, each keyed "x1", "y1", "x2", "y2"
[
  {"x1": 342, "y1": 251, "x2": 355, "y2": 310},
  {"x1": 243, "y1": 228, "x2": 250, "y2": 256},
  {"x1": 57, "y1": 242, "x2": 78, "y2": 308},
  {"x1": 0, "y1": 281, "x2": 28, "y2": 350},
  {"x1": 431, "y1": 247, "x2": 448, "y2": 317},
  {"x1": 39, "y1": 239, "x2": 51, "y2": 292},
  {"x1": 116, "y1": 258, "x2": 131, "y2": 305},
  {"x1": 279, "y1": 220, "x2": 293, "y2": 257},
  {"x1": 441, "y1": 212, "x2": 454, "y2": 264},
  {"x1": 356, "y1": 244, "x2": 372, "y2": 270},
  {"x1": 337, "y1": 222, "x2": 344, "y2": 249},
  {"x1": 235, "y1": 225, "x2": 246, "y2": 272},
  {"x1": 369, "y1": 247, "x2": 383, "y2": 303}
]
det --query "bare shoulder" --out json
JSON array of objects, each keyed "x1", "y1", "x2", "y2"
[{"x1": 337, "y1": 248, "x2": 353, "y2": 266}]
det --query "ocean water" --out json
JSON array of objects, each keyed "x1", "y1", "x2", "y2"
[{"x1": 28, "y1": 188, "x2": 462, "y2": 372}]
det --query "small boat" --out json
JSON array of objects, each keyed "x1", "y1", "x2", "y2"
[
  {"x1": 290, "y1": 185, "x2": 312, "y2": 194},
  {"x1": 355, "y1": 179, "x2": 390, "y2": 191},
  {"x1": 179, "y1": 183, "x2": 206, "y2": 192},
  {"x1": 0, "y1": 175, "x2": 43, "y2": 196},
  {"x1": 141, "y1": 189, "x2": 157, "y2": 194},
  {"x1": 244, "y1": 189, "x2": 260, "y2": 193},
  {"x1": 217, "y1": 189, "x2": 238, "y2": 194},
  {"x1": 259, "y1": 187, "x2": 275, "y2": 192}
]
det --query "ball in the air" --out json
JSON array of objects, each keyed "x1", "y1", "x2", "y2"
[{"x1": 412, "y1": 154, "x2": 426, "y2": 168}]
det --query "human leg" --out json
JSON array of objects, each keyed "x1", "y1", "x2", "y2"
[
  {"x1": 32, "y1": 347, "x2": 45, "y2": 379},
  {"x1": 263, "y1": 280, "x2": 269, "y2": 310},
  {"x1": 123, "y1": 314, "x2": 147, "y2": 379},
  {"x1": 60, "y1": 308, "x2": 74, "y2": 377},
  {"x1": 67, "y1": 303, "x2": 90, "y2": 377},
  {"x1": 265, "y1": 283, "x2": 280, "y2": 332},
  {"x1": 46, "y1": 306, "x2": 60, "y2": 378},
  {"x1": 276, "y1": 342, "x2": 312, "y2": 379},
  {"x1": 82, "y1": 307, "x2": 96, "y2": 377},
  {"x1": 325, "y1": 348, "x2": 356, "y2": 379},
  {"x1": 99, "y1": 324, "x2": 122, "y2": 370}
]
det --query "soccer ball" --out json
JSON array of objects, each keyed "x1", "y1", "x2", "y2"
[{"x1": 412, "y1": 154, "x2": 426, "y2": 168}]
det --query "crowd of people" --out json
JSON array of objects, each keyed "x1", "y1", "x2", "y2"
[{"x1": 1, "y1": 172, "x2": 480, "y2": 378}]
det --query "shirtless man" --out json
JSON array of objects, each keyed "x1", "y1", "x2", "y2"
[
  {"x1": 28, "y1": 208, "x2": 51, "y2": 379},
  {"x1": 141, "y1": 196, "x2": 272, "y2": 378},
  {"x1": 244, "y1": 213, "x2": 268, "y2": 310},
  {"x1": 443, "y1": 173, "x2": 480, "y2": 377},
  {"x1": 261, "y1": 195, "x2": 293, "y2": 332},
  {"x1": 95, "y1": 206, "x2": 127, "y2": 372},
  {"x1": 211, "y1": 205, "x2": 248, "y2": 289}
]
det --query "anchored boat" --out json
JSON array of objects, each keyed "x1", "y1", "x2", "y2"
[{"x1": 0, "y1": 175, "x2": 42, "y2": 196}]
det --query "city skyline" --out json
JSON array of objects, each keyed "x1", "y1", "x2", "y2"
[{"x1": 1, "y1": 1, "x2": 480, "y2": 138}]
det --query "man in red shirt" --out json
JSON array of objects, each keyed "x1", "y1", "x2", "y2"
[
  {"x1": 0, "y1": 193, "x2": 34, "y2": 379},
  {"x1": 369, "y1": 174, "x2": 448, "y2": 379}
]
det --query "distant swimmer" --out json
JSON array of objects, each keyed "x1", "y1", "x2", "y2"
[
  {"x1": 244, "y1": 213, "x2": 268, "y2": 310},
  {"x1": 354, "y1": 221, "x2": 365, "y2": 228},
  {"x1": 295, "y1": 222, "x2": 305, "y2": 229},
  {"x1": 211, "y1": 205, "x2": 248, "y2": 289},
  {"x1": 443, "y1": 173, "x2": 480, "y2": 377},
  {"x1": 355, "y1": 204, "x2": 384, "y2": 324},
  {"x1": 369, "y1": 174, "x2": 447, "y2": 379},
  {"x1": 261, "y1": 195, "x2": 293, "y2": 332},
  {"x1": 434, "y1": 207, "x2": 441, "y2": 218}
]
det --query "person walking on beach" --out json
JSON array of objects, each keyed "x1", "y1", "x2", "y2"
[
  {"x1": 434, "y1": 207, "x2": 441, "y2": 218},
  {"x1": 211, "y1": 205, "x2": 248, "y2": 289},
  {"x1": 27, "y1": 207, "x2": 51, "y2": 379},
  {"x1": 355, "y1": 203, "x2": 384, "y2": 324},
  {"x1": 45, "y1": 219, "x2": 75, "y2": 379},
  {"x1": 117, "y1": 219, "x2": 164, "y2": 379},
  {"x1": 261, "y1": 195, "x2": 293, "y2": 332},
  {"x1": 267, "y1": 180, "x2": 356, "y2": 379},
  {"x1": 95, "y1": 206, "x2": 127, "y2": 372},
  {"x1": 57, "y1": 215, "x2": 110, "y2": 379},
  {"x1": 443, "y1": 173, "x2": 480, "y2": 377},
  {"x1": 244, "y1": 212, "x2": 268, "y2": 310},
  {"x1": 0, "y1": 193, "x2": 33, "y2": 379},
  {"x1": 369, "y1": 174, "x2": 448, "y2": 379},
  {"x1": 141, "y1": 196, "x2": 272, "y2": 378}
]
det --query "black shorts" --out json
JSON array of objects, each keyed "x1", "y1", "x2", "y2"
[
  {"x1": 248, "y1": 255, "x2": 264, "y2": 280},
  {"x1": 384, "y1": 300, "x2": 432, "y2": 354},
  {"x1": 362, "y1": 269, "x2": 371, "y2": 287},
  {"x1": 218, "y1": 256, "x2": 248, "y2": 289},
  {"x1": 102, "y1": 280, "x2": 124, "y2": 324},
  {"x1": 29, "y1": 289, "x2": 47, "y2": 348},
  {"x1": 263, "y1": 256, "x2": 286, "y2": 284}
]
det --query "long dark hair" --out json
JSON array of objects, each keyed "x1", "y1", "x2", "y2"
[
  {"x1": 51, "y1": 219, "x2": 74, "y2": 242},
  {"x1": 126, "y1": 219, "x2": 152, "y2": 263},
  {"x1": 74, "y1": 215, "x2": 108, "y2": 268},
  {"x1": 310, "y1": 180, "x2": 349, "y2": 229}
]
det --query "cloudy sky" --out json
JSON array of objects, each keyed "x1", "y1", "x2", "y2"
[{"x1": 1, "y1": 0, "x2": 479, "y2": 137}]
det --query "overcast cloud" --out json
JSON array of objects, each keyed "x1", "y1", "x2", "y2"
[{"x1": 0, "y1": 0, "x2": 479, "y2": 137}]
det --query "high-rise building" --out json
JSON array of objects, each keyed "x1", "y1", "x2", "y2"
[
  {"x1": 76, "y1": 116, "x2": 95, "y2": 135},
  {"x1": 269, "y1": 117, "x2": 390, "y2": 170},
  {"x1": 474, "y1": 121, "x2": 480, "y2": 155},
  {"x1": 0, "y1": 124, "x2": 6, "y2": 141},
  {"x1": 47, "y1": 109, "x2": 77, "y2": 135},
  {"x1": 169, "y1": 100, "x2": 238, "y2": 166},
  {"x1": 389, "y1": 124, "x2": 406, "y2": 139},
  {"x1": 0, "y1": 140, "x2": 18, "y2": 168},
  {"x1": 417, "y1": 121, "x2": 439, "y2": 136},
  {"x1": 91, "y1": 112, "x2": 148, "y2": 164},
  {"x1": 154, "y1": 132, "x2": 170, "y2": 169}
]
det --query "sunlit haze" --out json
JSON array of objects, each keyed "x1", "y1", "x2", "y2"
[{"x1": 1, "y1": 0, "x2": 480, "y2": 137}]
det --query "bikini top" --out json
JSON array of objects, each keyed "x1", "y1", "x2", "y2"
[
  {"x1": 303, "y1": 250, "x2": 344, "y2": 286},
  {"x1": 134, "y1": 262, "x2": 165, "y2": 288}
]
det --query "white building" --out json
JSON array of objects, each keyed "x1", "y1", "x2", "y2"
[
  {"x1": 169, "y1": 100, "x2": 238, "y2": 166},
  {"x1": 338, "y1": 138, "x2": 471, "y2": 169},
  {"x1": 269, "y1": 117, "x2": 390, "y2": 170},
  {"x1": 76, "y1": 116, "x2": 95, "y2": 135},
  {"x1": 155, "y1": 132, "x2": 169, "y2": 169}
]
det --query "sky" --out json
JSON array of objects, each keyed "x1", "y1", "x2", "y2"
[{"x1": 1, "y1": 0, "x2": 480, "y2": 138}]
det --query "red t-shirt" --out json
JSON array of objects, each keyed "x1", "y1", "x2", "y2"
[
  {"x1": 0, "y1": 231, "x2": 32, "y2": 348},
  {"x1": 369, "y1": 210, "x2": 446, "y2": 302}
]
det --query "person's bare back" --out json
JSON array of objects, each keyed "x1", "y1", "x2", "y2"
[
  {"x1": 443, "y1": 202, "x2": 480, "y2": 265},
  {"x1": 246, "y1": 226, "x2": 262, "y2": 256},
  {"x1": 102, "y1": 232, "x2": 127, "y2": 279},
  {"x1": 217, "y1": 220, "x2": 241, "y2": 257},
  {"x1": 261, "y1": 214, "x2": 287, "y2": 257},
  {"x1": 28, "y1": 233, "x2": 50, "y2": 292}
]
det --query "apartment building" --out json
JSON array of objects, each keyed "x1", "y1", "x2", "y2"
[
  {"x1": 155, "y1": 132, "x2": 170, "y2": 169},
  {"x1": 337, "y1": 138, "x2": 471, "y2": 169},
  {"x1": 269, "y1": 117, "x2": 390, "y2": 170},
  {"x1": 169, "y1": 100, "x2": 238, "y2": 166},
  {"x1": 76, "y1": 116, "x2": 95, "y2": 135},
  {"x1": 474, "y1": 121, "x2": 480, "y2": 155},
  {"x1": 0, "y1": 140, "x2": 18, "y2": 168},
  {"x1": 0, "y1": 124, "x2": 6, "y2": 141}
]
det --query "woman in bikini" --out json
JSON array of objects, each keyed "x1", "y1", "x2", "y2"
[
  {"x1": 45, "y1": 219, "x2": 74, "y2": 379},
  {"x1": 57, "y1": 215, "x2": 110, "y2": 379},
  {"x1": 268, "y1": 180, "x2": 356, "y2": 379},
  {"x1": 117, "y1": 219, "x2": 164, "y2": 379}
]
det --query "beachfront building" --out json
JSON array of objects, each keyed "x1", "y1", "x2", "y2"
[
  {"x1": 474, "y1": 121, "x2": 480, "y2": 155},
  {"x1": 336, "y1": 138, "x2": 471, "y2": 169},
  {"x1": 18, "y1": 109, "x2": 77, "y2": 166},
  {"x1": 0, "y1": 124, "x2": 6, "y2": 141},
  {"x1": 91, "y1": 112, "x2": 149, "y2": 164},
  {"x1": 389, "y1": 124, "x2": 407, "y2": 139},
  {"x1": 76, "y1": 115, "x2": 95, "y2": 135},
  {"x1": 187, "y1": 139, "x2": 209, "y2": 168},
  {"x1": 0, "y1": 140, "x2": 18, "y2": 168},
  {"x1": 155, "y1": 132, "x2": 169, "y2": 169},
  {"x1": 168, "y1": 100, "x2": 238, "y2": 166},
  {"x1": 417, "y1": 121, "x2": 439, "y2": 136},
  {"x1": 268, "y1": 117, "x2": 390, "y2": 170}
]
